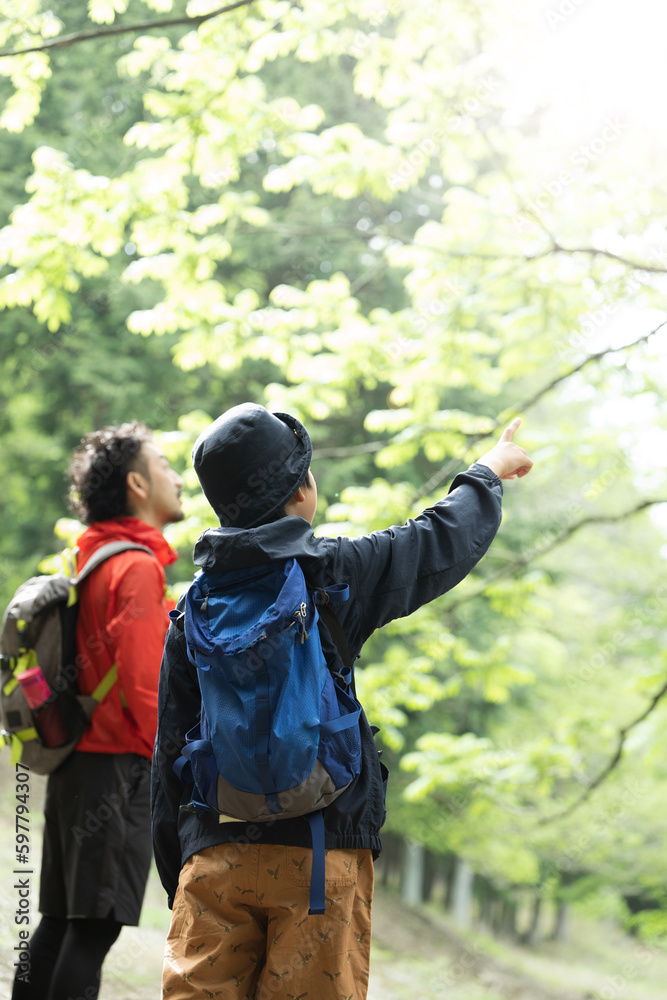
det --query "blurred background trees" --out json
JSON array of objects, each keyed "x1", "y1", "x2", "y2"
[{"x1": 2, "y1": 0, "x2": 667, "y2": 945}]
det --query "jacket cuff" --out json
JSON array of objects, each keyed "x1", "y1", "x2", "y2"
[
  {"x1": 466, "y1": 461, "x2": 503, "y2": 486},
  {"x1": 446, "y1": 461, "x2": 503, "y2": 491}
]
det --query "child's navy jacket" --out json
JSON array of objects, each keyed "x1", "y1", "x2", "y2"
[{"x1": 151, "y1": 463, "x2": 503, "y2": 906}]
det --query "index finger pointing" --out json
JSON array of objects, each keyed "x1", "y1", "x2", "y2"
[{"x1": 500, "y1": 417, "x2": 522, "y2": 442}]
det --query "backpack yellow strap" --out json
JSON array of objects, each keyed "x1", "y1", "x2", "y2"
[
  {"x1": 91, "y1": 662, "x2": 118, "y2": 703},
  {"x1": 3, "y1": 677, "x2": 19, "y2": 697},
  {"x1": 3, "y1": 650, "x2": 38, "y2": 697},
  {"x1": 10, "y1": 729, "x2": 38, "y2": 765},
  {"x1": 91, "y1": 663, "x2": 127, "y2": 710}
]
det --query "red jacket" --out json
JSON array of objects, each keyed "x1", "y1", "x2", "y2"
[{"x1": 74, "y1": 517, "x2": 178, "y2": 759}]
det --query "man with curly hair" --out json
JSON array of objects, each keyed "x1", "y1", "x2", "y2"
[{"x1": 13, "y1": 421, "x2": 183, "y2": 1000}]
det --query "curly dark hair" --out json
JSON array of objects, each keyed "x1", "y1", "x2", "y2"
[{"x1": 68, "y1": 421, "x2": 152, "y2": 524}]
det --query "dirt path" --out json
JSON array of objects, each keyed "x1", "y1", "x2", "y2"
[{"x1": 368, "y1": 892, "x2": 590, "y2": 1000}]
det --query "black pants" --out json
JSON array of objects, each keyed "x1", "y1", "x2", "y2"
[
  {"x1": 39, "y1": 751, "x2": 152, "y2": 922},
  {"x1": 12, "y1": 915, "x2": 122, "y2": 1000},
  {"x1": 14, "y1": 752, "x2": 152, "y2": 999}
]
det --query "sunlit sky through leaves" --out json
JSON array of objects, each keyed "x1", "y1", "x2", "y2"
[
  {"x1": 489, "y1": 0, "x2": 667, "y2": 528},
  {"x1": 500, "y1": 0, "x2": 667, "y2": 138}
]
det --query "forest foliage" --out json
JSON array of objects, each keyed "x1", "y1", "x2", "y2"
[{"x1": 2, "y1": 0, "x2": 667, "y2": 942}]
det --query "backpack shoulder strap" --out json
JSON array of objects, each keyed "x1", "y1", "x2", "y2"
[
  {"x1": 73, "y1": 542, "x2": 159, "y2": 706},
  {"x1": 317, "y1": 601, "x2": 353, "y2": 669},
  {"x1": 315, "y1": 586, "x2": 358, "y2": 697},
  {"x1": 74, "y1": 541, "x2": 156, "y2": 584}
]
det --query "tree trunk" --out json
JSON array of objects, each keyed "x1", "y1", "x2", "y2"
[
  {"x1": 422, "y1": 849, "x2": 438, "y2": 903},
  {"x1": 442, "y1": 853, "x2": 456, "y2": 912},
  {"x1": 520, "y1": 895, "x2": 542, "y2": 945},
  {"x1": 500, "y1": 899, "x2": 518, "y2": 940},
  {"x1": 549, "y1": 901, "x2": 570, "y2": 942},
  {"x1": 379, "y1": 832, "x2": 401, "y2": 888},
  {"x1": 476, "y1": 877, "x2": 493, "y2": 930},
  {"x1": 401, "y1": 838, "x2": 425, "y2": 906},
  {"x1": 450, "y1": 856, "x2": 474, "y2": 929}
]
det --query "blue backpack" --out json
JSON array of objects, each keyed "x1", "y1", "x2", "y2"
[{"x1": 173, "y1": 557, "x2": 362, "y2": 914}]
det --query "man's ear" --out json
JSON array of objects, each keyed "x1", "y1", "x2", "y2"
[{"x1": 126, "y1": 469, "x2": 149, "y2": 501}]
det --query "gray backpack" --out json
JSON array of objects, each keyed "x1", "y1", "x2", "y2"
[{"x1": 1, "y1": 541, "x2": 152, "y2": 774}]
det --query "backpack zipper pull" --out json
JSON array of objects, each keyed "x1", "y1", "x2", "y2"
[{"x1": 294, "y1": 603, "x2": 308, "y2": 642}]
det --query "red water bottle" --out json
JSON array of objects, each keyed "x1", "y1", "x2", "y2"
[{"x1": 18, "y1": 667, "x2": 70, "y2": 748}]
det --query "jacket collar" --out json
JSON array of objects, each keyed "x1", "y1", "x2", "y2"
[
  {"x1": 76, "y1": 517, "x2": 178, "y2": 569},
  {"x1": 193, "y1": 517, "x2": 331, "y2": 582}
]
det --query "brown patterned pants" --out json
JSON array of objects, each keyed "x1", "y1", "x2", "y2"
[{"x1": 162, "y1": 842, "x2": 374, "y2": 1000}]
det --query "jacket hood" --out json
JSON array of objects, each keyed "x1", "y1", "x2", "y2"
[
  {"x1": 76, "y1": 517, "x2": 178, "y2": 570},
  {"x1": 193, "y1": 517, "x2": 335, "y2": 587}
]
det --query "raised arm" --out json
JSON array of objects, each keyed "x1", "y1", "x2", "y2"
[{"x1": 334, "y1": 418, "x2": 533, "y2": 650}]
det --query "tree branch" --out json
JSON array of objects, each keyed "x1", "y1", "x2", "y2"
[
  {"x1": 515, "y1": 319, "x2": 667, "y2": 415},
  {"x1": 408, "y1": 241, "x2": 667, "y2": 275},
  {"x1": 443, "y1": 499, "x2": 666, "y2": 613},
  {"x1": 312, "y1": 441, "x2": 385, "y2": 459},
  {"x1": 410, "y1": 318, "x2": 667, "y2": 503},
  {"x1": 0, "y1": 0, "x2": 256, "y2": 59},
  {"x1": 312, "y1": 322, "x2": 666, "y2": 479},
  {"x1": 545, "y1": 242, "x2": 667, "y2": 275},
  {"x1": 470, "y1": 131, "x2": 667, "y2": 275},
  {"x1": 538, "y1": 674, "x2": 667, "y2": 825}
]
